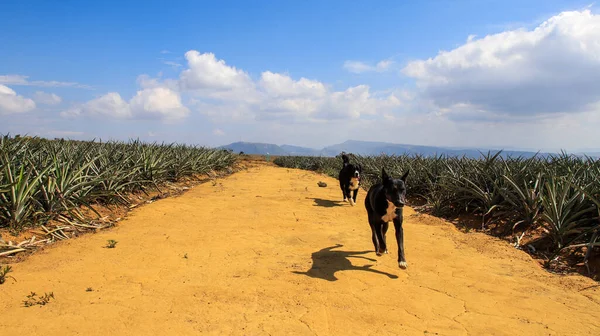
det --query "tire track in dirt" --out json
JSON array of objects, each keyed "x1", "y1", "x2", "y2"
[{"x1": 1, "y1": 163, "x2": 599, "y2": 335}]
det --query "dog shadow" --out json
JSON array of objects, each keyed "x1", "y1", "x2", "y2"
[
  {"x1": 292, "y1": 244, "x2": 398, "y2": 281},
  {"x1": 307, "y1": 197, "x2": 343, "y2": 208}
]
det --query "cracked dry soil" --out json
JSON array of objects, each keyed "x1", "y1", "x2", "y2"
[{"x1": 1, "y1": 163, "x2": 599, "y2": 335}]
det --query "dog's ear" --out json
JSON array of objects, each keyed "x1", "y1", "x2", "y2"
[
  {"x1": 381, "y1": 167, "x2": 391, "y2": 183},
  {"x1": 401, "y1": 169, "x2": 409, "y2": 182}
]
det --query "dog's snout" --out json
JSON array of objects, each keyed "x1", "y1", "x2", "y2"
[{"x1": 354, "y1": 171, "x2": 360, "y2": 177}]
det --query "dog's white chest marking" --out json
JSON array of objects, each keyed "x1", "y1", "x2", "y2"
[
  {"x1": 349, "y1": 177, "x2": 360, "y2": 190},
  {"x1": 381, "y1": 201, "x2": 397, "y2": 222}
]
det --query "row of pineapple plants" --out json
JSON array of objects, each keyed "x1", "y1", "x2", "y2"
[
  {"x1": 274, "y1": 152, "x2": 600, "y2": 271},
  {"x1": 0, "y1": 135, "x2": 237, "y2": 235}
]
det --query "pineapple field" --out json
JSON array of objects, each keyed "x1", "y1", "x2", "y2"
[{"x1": 0, "y1": 135, "x2": 237, "y2": 255}]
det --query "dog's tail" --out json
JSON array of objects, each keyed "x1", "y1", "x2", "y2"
[{"x1": 341, "y1": 154, "x2": 349, "y2": 165}]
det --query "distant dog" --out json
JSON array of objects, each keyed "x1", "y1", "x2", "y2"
[
  {"x1": 364, "y1": 167, "x2": 409, "y2": 268},
  {"x1": 338, "y1": 154, "x2": 362, "y2": 206}
]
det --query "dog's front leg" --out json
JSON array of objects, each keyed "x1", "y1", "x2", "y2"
[
  {"x1": 382, "y1": 221, "x2": 389, "y2": 254},
  {"x1": 393, "y1": 214, "x2": 407, "y2": 269},
  {"x1": 374, "y1": 221, "x2": 387, "y2": 255},
  {"x1": 367, "y1": 213, "x2": 381, "y2": 253},
  {"x1": 352, "y1": 189, "x2": 358, "y2": 204},
  {"x1": 370, "y1": 226, "x2": 379, "y2": 254},
  {"x1": 346, "y1": 187, "x2": 355, "y2": 206}
]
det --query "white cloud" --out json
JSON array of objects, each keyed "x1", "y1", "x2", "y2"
[
  {"x1": 135, "y1": 51, "x2": 399, "y2": 122},
  {"x1": 343, "y1": 61, "x2": 372, "y2": 74},
  {"x1": 136, "y1": 74, "x2": 178, "y2": 90},
  {"x1": 61, "y1": 87, "x2": 189, "y2": 121},
  {"x1": 61, "y1": 92, "x2": 131, "y2": 119},
  {"x1": 256, "y1": 81, "x2": 400, "y2": 122},
  {"x1": 130, "y1": 87, "x2": 190, "y2": 121},
  {"x1": 180, "y1": 51, "x2": 254, "y2": 91},
  {"x1": 33, "y1": 91, "x2": 62, "y2": 105},
  {"x1": 174, "y1": 52, "x2": 403, "y2": 122},
  {"x1": 0, "y1": 85, "x2": 36, "y2": 115},
  {"x1": 258, "y1": 71, "x2": 327, "y2": 98},
  {"x1": 313, "y1": 85, "x2": 400, "y2": 120},
  {"x1": 91, "y1": 93, "x2": 129, "y2": 118},
  {"x1": 213, "y1": 129, "x2": 225, "y2": 136},
  {"x1": 403, "y1": 9, "x2": 600, "y2": 118},
  {"x1": 0, "y1": 75, "x2": 91, "y2": 89},
  {"x1": 343, "y1": 59, "x2": 395, "y2": 73}
]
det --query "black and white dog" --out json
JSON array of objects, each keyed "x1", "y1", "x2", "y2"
[
  {"x1": 364, "y1": 167, "x2": 409, "y2": 269},
  {"x1": 338, "y1": 154, "x2": 362, "y2": 206}
]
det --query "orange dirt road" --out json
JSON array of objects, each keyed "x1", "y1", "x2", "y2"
[{"x1": 1, "y1": 164, "x2": 599, "y2": 335}]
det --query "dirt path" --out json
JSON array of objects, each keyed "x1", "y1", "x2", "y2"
[{"x1": 1, "y1": 164, "x2": 599, "y2": 335}]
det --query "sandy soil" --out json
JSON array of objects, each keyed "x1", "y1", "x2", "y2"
[{"x1": 1, "y1": 163, "x2": 599, "y2": 335}]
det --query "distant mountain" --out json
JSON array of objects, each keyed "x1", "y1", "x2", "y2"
[
  {"x1": 573, "y1": 150, "x2": 600, "y2": 157},
  {"x1": 279, "y1": 144, "x2": 321, "y2": 156},
  {"x1": 219, "y1": 142, "x2": 289, "y2": 155},
  {"x1": 319, "y1": 140, "x2": 548, "y2": 158},
  {"x1": 219, "y1": 140, "x2": 588, "y2": 158}
]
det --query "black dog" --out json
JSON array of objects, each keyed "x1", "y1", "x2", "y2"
[
  {"x1": 364, "y1": 167, "x2": 409, "y2": 269},
  {"x1": 338, "y1": 154, "x2": 362, "y2": 206}
]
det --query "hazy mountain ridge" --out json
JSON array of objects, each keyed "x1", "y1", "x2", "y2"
[
  {"x1": 221, "y1": 140, "x2": 595, "y2": 158},
  {"x1": 221, "y1": 142, "x2": 289, "y2": 155}
]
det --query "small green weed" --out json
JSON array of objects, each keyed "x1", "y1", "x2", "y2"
[
  {"x1": 0, "y1": 265, "x2": 16, "y2": 284},
  {"x1": 23, "y1": 292, "x2": 54, "y2": 307},
  {"x1": 105, "y1": 239, "x2": 118, "y2": 248}
]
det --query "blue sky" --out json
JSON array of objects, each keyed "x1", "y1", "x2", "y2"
[{"x1": 2, "y1": 0, "x2": 600, "y2": 151}]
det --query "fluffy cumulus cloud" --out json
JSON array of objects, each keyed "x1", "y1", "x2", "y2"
[
  {"x1": 257, "y1": 71, "x2": 335, "y2": 121},
  {"x1": 55, "y1": 48, "x2": 406, "y2": 125},
  {"x1": 314, "y1": 85, "x2": 397, "y2": 120},
  {"x1": 257, "y1": 76, "x2": 402, "y2": 122},
  {"x1": 70, "y1": 50, "x2": 403, "y2": 124},
  {"x1": 61, "y1": 92, "x2": 131, "y2": 119},
  {"x1": 62, "y1": 88, "x2": 189, "y2": 121},
  {"x1": 180, "y1": 51, "x2": 254, "y2": 91},
  {"x1": 176, "y1": 52, "x2": 402, "y2": 122},
  {"x1": 129, "y1": 87, "x2": 190, "y2": 121},
  {"x1": 258, "y1": 71, "x2": 327, "y2": 98},
  {"x1": 0, "y1": 84, "x2": 36, "y2": 115},
  {"x1": 403, "y1": 9, "x2": 600, "y2": 118}
]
